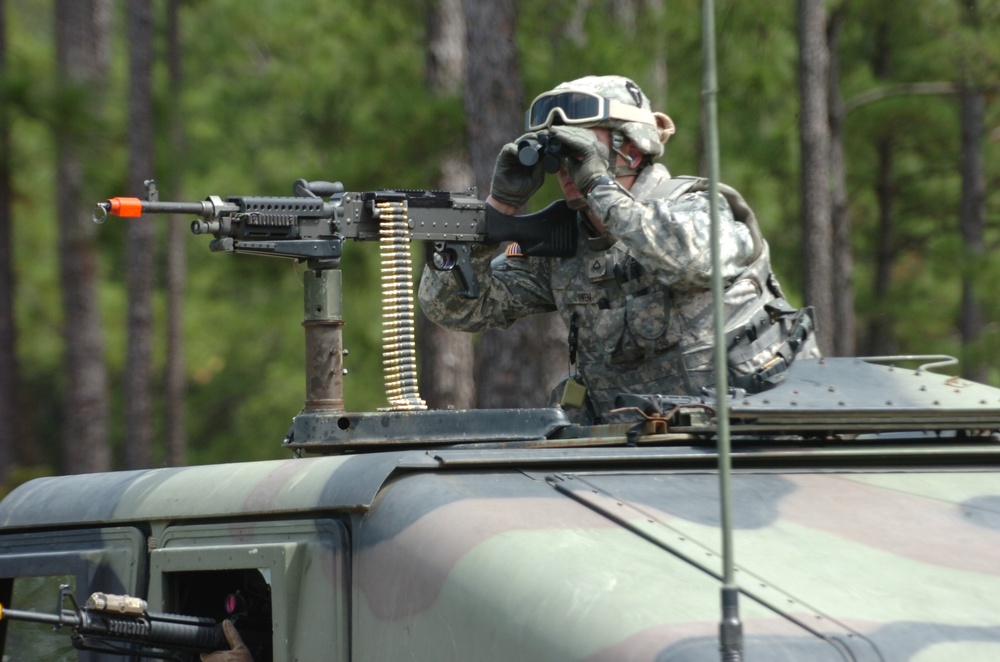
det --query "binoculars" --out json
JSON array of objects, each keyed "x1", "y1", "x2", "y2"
[{"x1": 516, "y1": 132, "x2": 569, "y2": 173}]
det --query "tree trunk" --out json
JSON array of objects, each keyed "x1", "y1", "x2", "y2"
[
  {"x1": 797, "y1": 0, "x2": 835, "y2": 356},
  {"x1": 864, "y1": 20, "x2": 897, "y2": 358},
  {"x1": 462, "y1": 0, "x2": 568, "y2": 408},
  {"x1": 418, "y1": 0, "x2": 476, "y2": 410},
  {"x1": 165, "y1": 0, "x2": 187, "y2": 465},
  {"x1": 958, "y1": 0, "x2": 988, "y2": 384},
  {"x1": 0, "y1": 0, "x2": 16, "y2": 485},
  {"x1": 826, "y1": 8, "x2": 855, "y2": 357},
  {"x1": 958, "y1": 86, "x2": 987, "y2": 383},
  {"x1": 124, "y1": 0, "x2": 156, "y2": 469},
  {"x1": 54, "y1": 0, "x2": 112, "y2": 474},
  {"x1": 867, "y1": 135, "x2": 897, "y2": 356}
]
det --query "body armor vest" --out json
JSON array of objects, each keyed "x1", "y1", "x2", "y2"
[{"x1": 551, "y1": 176, "x2": 815, "y2": 419}]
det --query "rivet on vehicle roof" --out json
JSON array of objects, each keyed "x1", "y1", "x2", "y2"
[
  {"x1": 827, "y1": 386, "x2": 835, "y2": 392},
  {"x1": 919, "y1": 385, "x2": 927, "y2": 391},
  {"x1": 933, "y1": 400, "x2": 940, "y2": 405},
  {"x1": 885, "y1": 401, "x2": 893, "y2": 405},
  {"x1": 838, "y1": 401, "x2": 845, "y2": 406}
]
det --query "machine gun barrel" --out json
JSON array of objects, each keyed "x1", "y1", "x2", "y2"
[{"x1": 94, "y1": 196, "x2": 240, "y2": 223}]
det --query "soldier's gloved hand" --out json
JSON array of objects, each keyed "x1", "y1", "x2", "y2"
[
  {"x1": 490, "y1": 133, "x2": 545, "y2": 209},
  {"x1": 201, "y1": 620, "x2": 254, "y2": 662},
  {"x1": 548, "y1": 125, "x2": 611, "y2": 195}
]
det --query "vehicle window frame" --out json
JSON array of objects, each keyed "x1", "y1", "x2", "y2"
[
  {"x1": 0, "y1": 527, "x2": 146, "y2": 662},
  {"x1": 148, "y1": 518, "x2": 348, "y2": 662}
]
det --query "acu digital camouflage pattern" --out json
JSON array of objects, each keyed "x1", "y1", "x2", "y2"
[
  {"x1": 420, "y1": 162, "x2": 817, "y2": 416},
  {"x1": 1, "y1": 443, "x2": 999, "y2": 660}
]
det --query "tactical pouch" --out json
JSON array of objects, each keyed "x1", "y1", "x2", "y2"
[{"x1": 726, "y1": 303, "x2": 815, "y2": 393}]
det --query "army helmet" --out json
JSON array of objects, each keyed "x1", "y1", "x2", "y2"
[{"x1": 526, "y1": 75, "x2": 675, "y2": 159}]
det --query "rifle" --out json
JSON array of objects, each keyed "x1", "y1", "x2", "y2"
[
  {"x1": 0, "y1": 584, "x2": 248, "y2": 660},
  {"x1": 94, "y1": 179, "x2": 578, "y2": 300}
]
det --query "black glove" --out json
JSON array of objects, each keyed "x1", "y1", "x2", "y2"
[
  {"x1": 490, "y1": 132, "x2": 545, "y2": 208},
  {"x1": 547, "y1": 125, "x2": 611, "y2": 195}
]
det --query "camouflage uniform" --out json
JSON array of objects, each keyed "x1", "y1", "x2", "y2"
[{"x1": 420, "y1": 76, "x2": 817, "y2": 420}]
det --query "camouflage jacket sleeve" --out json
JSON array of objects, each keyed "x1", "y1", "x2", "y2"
[
  {"x1": 418, "y1": 242, "x2": 558, "y2": 332},
  {"x1": 586, "y1": 181, "x2": 754, "y2": 292}
]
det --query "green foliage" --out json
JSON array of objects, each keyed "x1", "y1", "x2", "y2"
[{"x1": 5, "y1": 0, "x2": 1000, "y2": 471}]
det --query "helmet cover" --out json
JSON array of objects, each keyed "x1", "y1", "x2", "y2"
[{"x1": 548, "y1": 75, "x2": 675, "y2": 158}]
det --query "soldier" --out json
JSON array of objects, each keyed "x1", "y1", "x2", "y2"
[{"x1": 419, "y1": 75, "x2": 818, "y2": 422}]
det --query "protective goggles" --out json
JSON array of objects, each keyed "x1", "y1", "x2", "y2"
[{"x1": 525, "y1": 90, "x2": 656, "y2": 131}]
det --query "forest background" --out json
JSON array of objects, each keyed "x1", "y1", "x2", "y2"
[{"x1": 0, "y1": 0, "x2": 998, "y2": 488}]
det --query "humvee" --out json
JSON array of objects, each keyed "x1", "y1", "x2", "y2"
[{"x1": 2, "y1": 183, "x2": 999, "y2": 660}]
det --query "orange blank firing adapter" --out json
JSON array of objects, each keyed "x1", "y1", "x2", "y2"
[{"x1": 105, "y1": 197, "x2": 144, "y2": 217}]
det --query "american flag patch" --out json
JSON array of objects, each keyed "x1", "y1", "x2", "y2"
[{"x1": 505, "y1": 242, "x2": 524, "y2": 257}]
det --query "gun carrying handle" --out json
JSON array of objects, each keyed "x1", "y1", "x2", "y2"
[{"x1": 293, "y1": 178, "x2": 345, "y2": 199}]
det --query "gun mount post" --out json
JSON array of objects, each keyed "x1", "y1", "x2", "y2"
[{"x1": 302, "y1": 269, "x2": 345, "y2": 413}]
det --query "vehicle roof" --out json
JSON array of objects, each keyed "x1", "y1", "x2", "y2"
[
  {"x1": 0, "y1": 452, "x2": 405, "y2": 528},
  {"x1": 2, "y1": 436, "x2": 999, "y2": 530}
]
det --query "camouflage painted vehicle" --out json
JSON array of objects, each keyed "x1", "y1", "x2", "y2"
[
  {"x1": 1, "y1": 182, "x2": 999, "y2": 660},
  {"x1": 1, "y1": 354, "x2": 999, "y2": 661}
]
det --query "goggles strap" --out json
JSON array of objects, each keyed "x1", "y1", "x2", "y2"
[{"x1": 607, "y1": 129, "x2": 641, "y2": 178}]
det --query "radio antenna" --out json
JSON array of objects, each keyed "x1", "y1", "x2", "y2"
[{"x1": 701, "y1": 0, "x2": 744, "y2": 659}]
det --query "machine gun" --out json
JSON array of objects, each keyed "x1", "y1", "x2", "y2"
[
  {"x1": 0, "y1": 585, "x2": 260, "y2": 660},
  {"x1": 95, "y1": 178, "x2": 579, "y2": 429},
  {"x1": 94, "y1": 179, "x2": 577, "y2": 300}
]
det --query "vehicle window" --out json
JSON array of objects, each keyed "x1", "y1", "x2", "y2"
[
  {"x1": 1, "y1": 575, "x2": 77, "y2": 662},
  {"x1": 165, "y1": 568, "x2": 274, "y2": 662}
]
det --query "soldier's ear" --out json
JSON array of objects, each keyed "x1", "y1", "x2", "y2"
[{"x1": 654, "y1": 112, "x2": 675, "y2": 144}]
